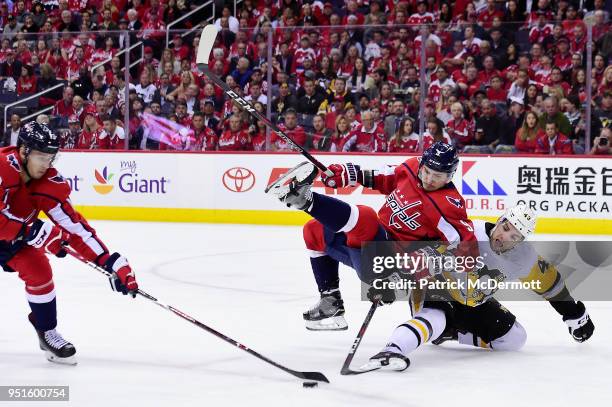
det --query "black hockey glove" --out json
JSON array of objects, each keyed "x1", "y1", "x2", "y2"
[
  {"x1": 367, "y1": 272, "x2": 400, "y2": 306},
  {"x1": 563, "y1": 301, "x2": 594, "y2": 343}
]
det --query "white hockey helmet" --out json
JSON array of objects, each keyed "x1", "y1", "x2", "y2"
[{"x1": 499, "y1": 204, "x2": 537, "y2": 238}]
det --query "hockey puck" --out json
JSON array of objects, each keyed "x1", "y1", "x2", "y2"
[{"x1": 302, "y1": 381, "x2": 318, "y2": 388}]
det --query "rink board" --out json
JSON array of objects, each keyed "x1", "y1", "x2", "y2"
[{"x1": 54, "y1": 151, "x2": 612, "y2": 235}]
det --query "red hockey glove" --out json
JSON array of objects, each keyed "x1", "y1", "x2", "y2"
[
  {"x1": 26, "y1": 220, "x2": 68, "y2": 258},
  {"x1": 321, "y1": 163, "x2": 361, "y2": 188},
  {"x1": 100, "y1": 252, "x2": 138, "y2": 297}
]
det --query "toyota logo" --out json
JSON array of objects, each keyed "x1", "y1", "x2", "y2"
[{"x1": 222, "y1": 167, "x2": 256, "y2": 192}]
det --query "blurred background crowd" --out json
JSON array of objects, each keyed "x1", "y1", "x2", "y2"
[{"x1": 0, "y1": 0, "x2": 610, "y2": 154}]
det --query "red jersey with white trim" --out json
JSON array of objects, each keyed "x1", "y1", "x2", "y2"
[
  {"x1": 0, "y1": 147, "x2": 108, "y2": 263},
  {"x1": 77, "y1": 128, "x2": 107, "y2": 150},
  {"x1": 372, "y1": 157, "x2": 476, "y2": 244},
  {"x1": 218, "y1": 129, "x2": 252, "y2": 151},
  {"x1": 407, "y1": 12, "x2": 435, "y2": 26},
  {"x1": 341, "y1": 125, "x2": 387, "y2": 152},
  {"x1": 272, "y1": 124, "x2": 306, "y2": 151},
  {"x1": 387, "y1": 133, "x2": 419, "y2": 153},
  {"x1": 446, "y1": 117, "x2": 474, "y2": 149}
]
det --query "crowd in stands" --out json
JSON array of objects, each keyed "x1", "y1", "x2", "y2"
[{"x1": 0, "y1": 0, "x2": 610, "y2": 155}]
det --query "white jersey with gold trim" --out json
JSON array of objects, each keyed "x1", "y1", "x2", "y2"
[{"x1": 437, "y1": 220, "x2": 565, "y2": 306}]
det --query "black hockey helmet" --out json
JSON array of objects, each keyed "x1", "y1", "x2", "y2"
[
  {"x1": 420, "y1": 141, "x2": 459, "y2": 178},
  {"x1": 17, "y1": 121, "x2": 60, "y2": 155}
]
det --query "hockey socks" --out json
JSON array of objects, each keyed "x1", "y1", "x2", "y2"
[
  {"x1": 310, "y1": 255, "x2": 340, "y2": 293},
  {"x1": 28, "y1": 296, "x2": 58, "y2": 332},
  {"x1": 382, "y1": 308, "x2": 446, "y2": 356},
  {"x1": 307, "y1": 193, "x2": 355, "y2": 232}
]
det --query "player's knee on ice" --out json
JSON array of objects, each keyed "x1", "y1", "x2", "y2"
[{"x1": 491, "y1": 321, "x2": 527, "y2": 351}]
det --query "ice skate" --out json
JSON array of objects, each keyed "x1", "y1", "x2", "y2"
[
  {"x1": 359, "y1": 350, "x2": 410, "y2": 372},
  {"x1": 30, "y1": 314, "x2": 77, "y2": 365},
  {"x1": 265, "y1": 162, "x2": 318, "y2": 210},
  {"x1": 303, "y1": 289, "x2": 348, "y2": 331}
]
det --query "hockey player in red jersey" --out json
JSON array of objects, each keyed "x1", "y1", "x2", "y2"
[
  {"x1": 0, "y1": 122, "x2": 139, "y2": 365},
  {"x1": 267, "y1": 142, "x2": 477, "y2": 331}
]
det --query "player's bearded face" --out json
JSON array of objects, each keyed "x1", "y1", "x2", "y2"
[
  {"x1": 490, "y1": 220, "x2": 524, "y2": 253},
  {"x1": 27, "y1": 150, "x2": 56, "y2": 179},
  {"x1": 418, "y1": 165, "x2": 450, "y2": 191}
]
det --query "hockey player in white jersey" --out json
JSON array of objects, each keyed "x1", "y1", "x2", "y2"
[{"x1": 361, "y1": 204, "x2": 595, "y2": 372}]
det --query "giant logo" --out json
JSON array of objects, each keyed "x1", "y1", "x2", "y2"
[
  {"x1": 93, "y1": 166, "x2": 114, "y2": 194},
  {"x1": 223, "y1": 167, "x2": 255, "y2": 192},
  {"x1": 92, "y1": 162, "x2": 169, "y2": 195}
]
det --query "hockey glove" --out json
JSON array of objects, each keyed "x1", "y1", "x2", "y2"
[
  {"x1": 101, "y1": 252, "x2": 139, "y2": 298},
  {"x1": 322, "y1": 163, "x2": 361, "y2": 188},
  {"x1": 26, "y1": 219, "x2": 68, "y2": 258},
  {"x1": 563, "y1": 301, "x2": 594, "y2": 342},
  {"x1": 367, "y1": 272, "x2": 401, "y2": 306}
]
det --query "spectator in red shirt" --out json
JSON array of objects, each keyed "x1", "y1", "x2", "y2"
[
  {"x1": 138, "y1": 9, "x2": 166, "y2": 49},
  {"x1": 478, "y1": 0, "x2": 503, "y2": 29},
  {"x1": 561, "y1": 5, "x2": 581, "y2": 36},
  {"x1": 486, "y1": 76, "x2": 507, "y2": 102},
  {"x1": 16, "y1": 65, "x2": 36, "y2": 96},
  {"x1": 514, "y1": 111, "x2": 542, "y2": 153},
  {"x1": 330, "y1": 114, "x2": 351, "y2": 152},
  {"x1": 408, "y1": 1, "x2": 435, "y2": 28},
  {"x1": 446, "y1": 102, "x2": 474, "y2": 150},
  {"x1": 534, "y1": 120, "x2": 573, "y2": 155},
  {"x1": 548, "y1": 67, "x2": 570, "y2": 97},
  {"x1": 553, "y1": 36, "x2": 572, "y2": 72},
  {"x1": 171, "y1": 35, "x2": 191, "y2": 61},
  {"x1": 592, "y1": 10, "x2": 610, "y2": 42},
  {"x1": 249, "y1": 119, "x2": 267, "y2": 152},
  {"x1": 529, "y1": 11, "x2": 554, "y2": 44},
  {"x1": 457, "y1": 65, "x2": 482, "y2": 99},
  {"x1": 187, "y1": 112, "x2": 218, "y2": 151},
  {"x1": 341, "y1": 110, "x2": 387, "y2": 152},
  {"x1": 101, "y1": 116, "x2": 126, "y2": 150},
  {"x1": 272, "y1": 108, "x2": 306, "y2": 151},
  {"x1": 388, "y1": 117, "x2": 419, "y2": 153},
  {"x1": 218, "y1": 114, "x2": 252, "y2": 151},
  {"x1": 570, "y1": 24, "x2": 587, "y2": 54},
  {"x1": 77, "y1": 110, "x2": 108, "y2": 150}
]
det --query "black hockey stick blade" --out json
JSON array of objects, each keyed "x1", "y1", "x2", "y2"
[
  {"x1": 340, "y1": 302, "x2": 379, "y2": 375},
  {"x1": 292, "y1": 371, "x2": 330, "y2": 383},
  {"x1": 195, "y1": 24, "x2": 217, "y2": 67}
]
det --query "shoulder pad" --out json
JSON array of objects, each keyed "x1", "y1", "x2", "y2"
[
  {"x1": 31, "y1": 168, "x2": 71, "y2": 202},
  {"x1": 0, "y1": 151, "x2": 23, "y2": 185}
]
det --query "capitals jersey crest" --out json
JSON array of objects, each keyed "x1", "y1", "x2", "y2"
[
  {"x1": 49, "y1": 174, "x2": 67, "y2": 185},
  {"x1": 446, "y1": 195, "x2": 463, "y2": 208},
  {"x1": 386, "y1": 190, "x2": 422, "y2": 231},
  {"x1": 7, "y1": 154, "x2": 20, "y2": 172}
]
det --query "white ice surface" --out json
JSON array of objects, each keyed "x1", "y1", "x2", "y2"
[{"x1": 1, "y1": 222, "x2": 610, "y2": 407}]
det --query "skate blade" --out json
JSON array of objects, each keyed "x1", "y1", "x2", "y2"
[
  {"x1": 305, "y1": 315, "x2": 348, "y2": 331},
  {"x1": 45, "y1": 351, "x2": 77, "y2": 366},
  {"x1": 358, "y1": 358, "x2": 408, "y2": 372}
]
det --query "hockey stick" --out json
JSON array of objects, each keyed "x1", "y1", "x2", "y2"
[
  {"x1": 66, "y1": 248, "x2": 329, "y2": 383},
  {"x1": 340, "y1": 301, "x2": 380, "y2": 375},
  {"x1": 196, "y1": 25, "x2": 333, "y2": 178}
]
